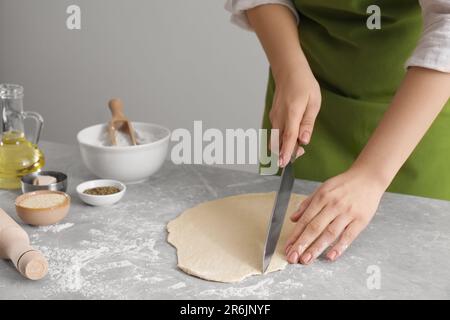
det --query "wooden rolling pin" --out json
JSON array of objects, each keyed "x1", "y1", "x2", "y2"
[{"x1": 0, "y1": 208, "x2": 48, "y2": 280}]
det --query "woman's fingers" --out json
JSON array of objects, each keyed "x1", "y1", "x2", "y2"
[
  {"x1": 294, "y1": 146, "x2": 305, "y2": 159},
  {"x1": 285, "y1": 195, "x2": 314, "y2": 256},
  {"x1": 287, "y1": 206, "x2": 339, "y2": 264},
  {"x1": 270, "y1": 92, "x2": 314, "y2": 166},
  {"x1": 268, "y1": 90, "x2": 283, "y2": 153},
  {"x1": 284, "y1": 192, "x2": 326, "y2": 253},
  {"x1": 298, "y1": 96, "x2": 321, "y2": 145},
  {"x1": 300, "y1": 215, "x2": 353, "y2": 264},
  {"x1": 279, "y1": 116, "x2": 300, "y2": 167},
  {"x1": 290, "y1": 195, "x2": 313, "y2": 222},
  {"x1": 326, "y1": 220, "x2": 366, "y2": 261}
]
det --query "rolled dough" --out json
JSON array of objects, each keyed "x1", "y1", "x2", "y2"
[{"x1": 167, "y1": 192, "x2": 305, "y2": 283}]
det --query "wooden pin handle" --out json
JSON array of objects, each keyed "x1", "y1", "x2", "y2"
[
  {"x1": 17, "y1": 250, "x2": 48, "y2": 281},
  {"x1": 0, "y1": 209, "x2": 48, "y2": 280}
]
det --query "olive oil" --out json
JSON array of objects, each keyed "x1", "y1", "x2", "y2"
[{"x1": 0, "y1": 131, "x2": 45, "y2": 189}]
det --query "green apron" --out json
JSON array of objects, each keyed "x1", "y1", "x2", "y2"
[{"x1": 262, "y1": 0, "x2": 450, "y2": 200}]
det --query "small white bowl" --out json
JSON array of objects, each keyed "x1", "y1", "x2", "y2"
[{"x1": 76, "y1": 180, "x2": 126, "y2": 206}]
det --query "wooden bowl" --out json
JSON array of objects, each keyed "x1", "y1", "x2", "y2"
[{"x1": 15, "y1": 190, "x2": 71, "y2": 226}]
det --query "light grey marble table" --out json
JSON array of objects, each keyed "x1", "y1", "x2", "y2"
[{"x1": 0, "y1": 141, "x2": 449, "y2": 299}]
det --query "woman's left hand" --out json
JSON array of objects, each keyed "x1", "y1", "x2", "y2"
[{"x1": 285, "y1": 167, "x2": 386, "y2": 264}]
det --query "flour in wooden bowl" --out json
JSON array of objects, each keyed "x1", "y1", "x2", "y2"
[{"x1": 19, "y1": 193, "x2": 66, "y2": 209}]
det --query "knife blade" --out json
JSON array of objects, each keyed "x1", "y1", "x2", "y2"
[{"x1": 262, "y1": 159, "x2": 296, "y2": 273}]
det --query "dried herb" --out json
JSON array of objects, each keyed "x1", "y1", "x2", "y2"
[{"x1": 83, "y1": 186, "x2": 120, "y2": 196}]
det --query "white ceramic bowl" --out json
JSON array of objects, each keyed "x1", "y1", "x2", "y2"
[
  {"x1": 77, "y1": 122, "x2": 170, "y2": 183},
  {"x1": 76, "y1": 179, "x2": 126, "y2": 206}
]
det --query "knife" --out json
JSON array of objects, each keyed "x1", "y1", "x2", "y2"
[{"x1": 262, "y1": 153, "x2": 297, "y2": 273}]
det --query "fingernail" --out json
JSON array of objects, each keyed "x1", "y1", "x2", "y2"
[
  {"x1": 288, "y1": 251, "x2": 299, "y2": 264},
  {"x1": 302, "y1": 252, "x2": 312, "y2": 264},
  {"x1": 301, "y1": 131, "x2": 310, "y2": 145},
  {"x1": 296, "y1": 148, "x2": 305, "y2": 158},
  {"x1": 328, "y1": 250, "x2": 337, "y2": 261},
  {"x1": 285, "y1": 245, "x2": 293, "y2": 256},
  {"x1": 278, "y1": 155, "x2": 284, "y2": 168}
]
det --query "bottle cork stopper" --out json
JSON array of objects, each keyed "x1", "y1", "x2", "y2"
[{"x1": 17, "y1": 251, "x2": 48, "y2": 280}]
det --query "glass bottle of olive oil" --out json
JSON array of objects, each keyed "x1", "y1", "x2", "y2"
[
  {"x1": 0, "y1": 84, "x2": 45, "y2": 189},
  {"x1": 0, "y1": 131, "x2": 45, "y2": 189}
]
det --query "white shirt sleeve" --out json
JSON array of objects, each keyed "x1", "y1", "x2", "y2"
[
  {"x1": 225, "y1": 0, "x2": 299, "y2": 31},
  {"x1": 406, "y1": 0, "x2": 450, "y2": 73}
]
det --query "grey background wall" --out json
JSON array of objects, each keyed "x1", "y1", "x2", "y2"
[{"x1": 0, "y1": 0, "x2": 268, "y2": 171}]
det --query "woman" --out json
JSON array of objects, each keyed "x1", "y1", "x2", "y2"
[{"x1": 226, "y1": 0, "x2": 450, "y2": 265}]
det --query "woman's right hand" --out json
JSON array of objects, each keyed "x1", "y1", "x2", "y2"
[
  {"x1": 270, "y1": 62, "x2": 322, "y2": 167},
  {"x1": 245, "y1": 3, "x2": 321, "y2": 166}
]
